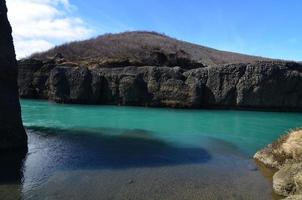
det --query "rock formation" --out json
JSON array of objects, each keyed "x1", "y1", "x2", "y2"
[
  {"x1": 18, "y1": 57, "x2": 302, "y2": 111},
  {"x1": 254, "y1": 129, "x2": 302, "y2": 199},
  {"x1": 0, "y1": 0, "x2": 27, "y2": 151}
]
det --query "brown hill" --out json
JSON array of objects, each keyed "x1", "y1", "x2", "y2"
[{"x1": 30, "y1": 31, "x2": 269, "y2": 68}]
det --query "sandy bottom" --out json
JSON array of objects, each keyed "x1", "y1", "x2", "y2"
[
  {"x1": 1, "y1": 129, "x2": 277, "y2": 200},
  {"x1": 23, "y1": 155, "x2": 274, "y2": 200}
]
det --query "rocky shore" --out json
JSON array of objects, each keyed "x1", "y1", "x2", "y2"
[
  {"x1": 0, "y1": 0, "x2": 27, "y2": 151},
  {"x1": 254, "y1": 129, "x2": 302, "y2": 200},
  {"x1": 18, "y1": 56, "x2": 302, "y2": 111}
]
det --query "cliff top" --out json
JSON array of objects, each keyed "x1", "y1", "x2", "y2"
[{"x1": 29, "y1": 31, "x2": 271, "y2": 68}]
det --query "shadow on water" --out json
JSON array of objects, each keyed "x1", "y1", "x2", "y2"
[
  {"x1": 0, "y1": 150, "x2": 26, "y2": 200},
  {"x1": 26, "y1": 126, "x2": 211, "y2": 170}
]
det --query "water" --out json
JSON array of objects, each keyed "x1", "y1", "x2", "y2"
[
  {"x1": 2, "y1": 99, "x2": 302, "y2": 200},
  {"x1": 21, "y1": 100, "x2": 302, "y2": 155}
]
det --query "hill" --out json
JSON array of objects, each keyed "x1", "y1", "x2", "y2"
[{"x1": 30, "y1": 31, "x2": 268, "y2": 68}]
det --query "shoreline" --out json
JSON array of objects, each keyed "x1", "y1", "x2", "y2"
[
  {"x1": 254, "y1": 129, "x2": 302, "y2": 200},
  {"x1": 20, "y1": 97, "x2": 302, "y2": 113}
]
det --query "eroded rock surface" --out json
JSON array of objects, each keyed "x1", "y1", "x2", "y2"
[
  {"x1": 254, "y1": 129, "x2": 302, "y2": 199},
  {"x1": 18, "y1": 57, "x2": 302, "y2": 111},
  {"x1": 254, "y1": 129, "x2": 302, "y2": 169},
  {"x1": 273, "y1": 163, "x2": 302, "y2": 197},
  {"x1": 283, "y1": 195, "x2": 302, "y2": 200}
]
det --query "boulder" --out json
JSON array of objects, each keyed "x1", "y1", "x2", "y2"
[
  {"x1": 254, "y1": 129, "x2": 302, "y2": 199},
  {"x1": 273, "y1": 163, "x2": 302, "y2": 196},
  {"x1": 254, "y1": 129, "x2": 302, "y2": 169},
  {"x1": 283, "y1": 195, "x2": 302, "y2": 200}
]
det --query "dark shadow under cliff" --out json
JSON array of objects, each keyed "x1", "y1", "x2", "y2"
[{"x1": 25, "y1": 126, "x2": 211, "y2": 170}]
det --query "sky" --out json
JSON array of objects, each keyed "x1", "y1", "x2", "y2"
[{"x1": 6, "y1": 0, "x2": 302, "y2": 60}]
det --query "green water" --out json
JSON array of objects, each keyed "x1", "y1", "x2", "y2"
[
  {"x1": 21, "y1": 99, "x2": 302, "y2": 156},
  {"x1": 1, "y1": 99, "x2": 301, "y2": 199}
]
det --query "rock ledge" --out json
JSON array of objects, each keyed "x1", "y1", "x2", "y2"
[{"x1": 254, "y1": 129, "x2": 302, "y2": 199}]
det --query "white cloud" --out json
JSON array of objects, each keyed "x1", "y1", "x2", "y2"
[{"x1": 6, "y1": 0, "x2": 93, "y2": 59}]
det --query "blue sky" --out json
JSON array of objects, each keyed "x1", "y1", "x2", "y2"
[{"x1": 7, "y1": 0, "x2": 302, "y2": 60}]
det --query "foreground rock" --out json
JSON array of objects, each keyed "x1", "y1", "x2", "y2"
[
  {"x1": 283, "y1": 195, "x2": 302, "y2": 200},
  {"x1": 273, "y1": 163, "x2": 302, "y2": 197},
  {"x1": 254, "y1": 129, "x2": 302, "y2": 199},
  {"x1": 254, "y1": 129, "x2": 302, "y2": 169},
  {"x1": 18, "y1": 57, "x2": 302, "y2": 111},
  {"x1": 0, "y1": 0, "x2": 27, "y2": 151}
]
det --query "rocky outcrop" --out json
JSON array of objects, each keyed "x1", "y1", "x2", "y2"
[
  {"x1": 18, "y1": 56, "x2": 302, "y2": 111},
  {"x1": 254, "y1": 129, "x2": 302, "y2": 199},
  {"x1": 0, "y1": 0, "x2": 27, "y2": 151},
  {"x1": 273, "y1": 163, "x2": 302, "y2": 197},
  {"x1": 254, "y1": 129, "x2": 302, "y2": 170},
  {"x1": 283, "y1": 195, "x2": 302, "y2": 200}
]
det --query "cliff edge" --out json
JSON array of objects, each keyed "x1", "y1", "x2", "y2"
[{"x1": 19, "y1": 57, "x2": 302, "y2": 111}]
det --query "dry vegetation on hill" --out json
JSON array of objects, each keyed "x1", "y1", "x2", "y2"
[{"x1": 30, "y1": 31, "x2": 268, "y2": 68}]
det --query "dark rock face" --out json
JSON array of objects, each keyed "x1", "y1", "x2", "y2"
[
  {"x1": 0, "y1": 0, "x2": 27, "y2": 151},
  {"x1": 18, "y1": 57, "x2": 302, "y2": 111},
  {"x1": 48, "y1": 65, "x2": 92, "y2": 103}
]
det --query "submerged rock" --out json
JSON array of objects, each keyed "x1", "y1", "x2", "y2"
[
  {"x1": 254, "y1": 129, "x2": 302, "y2": 199},
  {"x1": 0, "y1": 0, "x2": 27, "y2": 151}
]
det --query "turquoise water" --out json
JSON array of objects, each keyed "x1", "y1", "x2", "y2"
[
  {"x1": 2, "y1": 99, "x2": 302, "y2": 199},
  {"x1": 21, "y1": 99, "x2": 302, "y2": 156}
]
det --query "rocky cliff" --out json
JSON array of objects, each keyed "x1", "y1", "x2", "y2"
[
  {"x1": 18, "y1": 55, "x2": 302, "y2": 111},
  {"x1": 0, "y1": 0, "x2": 27, "y2": 151}
]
